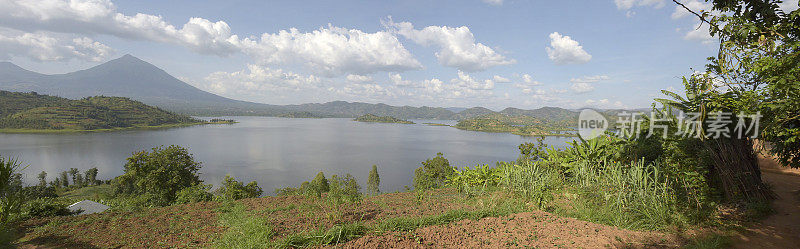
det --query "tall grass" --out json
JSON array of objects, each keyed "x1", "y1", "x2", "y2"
[{"x1": 213, "y1": 202, "x2": 276, "y2": 249}]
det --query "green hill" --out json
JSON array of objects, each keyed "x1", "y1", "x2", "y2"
[
  {"x1": 454, "y1": 113, "x2": 575, "y2": 136},
  {"x1": 353, "y1": 114, "x2": 415, "y2": 124},
  {"x1": 0, "y1": 91, "x2": 203, "y2": 131}
]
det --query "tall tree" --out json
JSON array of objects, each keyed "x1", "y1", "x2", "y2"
[
  {"x1": 367, "y1": 165, "x2": 380, "y2": 195},
  {"x1": 59, "y1": 171, "x2": 69, "y2": 187},
  {"x1": 37, "y1": 171, "x2": 47, "y2": 187},
  {"x1": 85, "y1": 168, "x2": 98, "y2": 186}
]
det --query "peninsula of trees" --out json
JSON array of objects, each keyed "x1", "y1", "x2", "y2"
[{"x1": 353, "y1": 114, "x2": 415, "y2": 124}]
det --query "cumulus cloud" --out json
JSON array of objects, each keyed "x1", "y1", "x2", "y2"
[
  {"x1": 545, "y1": 32, "x2": 592, "y2": 65},
  {"x1": 683, "y1": 23, "x2": 712, "y2": 43},
  {"x1": 346, "y1": 74, "x2": 373, "y2": 83},
  {"x1": 0, "y1": 0, "x2": 241, "y2": 55},
  {"x1": 239, "y1": 25, "x2": 422, "y2": 76},
  {"x1": 492, "y1": 75, "x2": 511, "y2": 83},
  {"x1": 0, "y1": 29, "x2": 113, "y2": 61},
  {"x1": 521, "y1": 74, "x2": 540, "y2": 85},
  {"x1": 390, "y1": 73, "x2": 415, "y2": 87},
  {"x1": 0, "y1": 0, "x2": 423, "y2": 76},
  {"x1": 569, "y1": 75, "x2": 609, "y2": 93},
  {"x1": 202, "y1": 64, "x2": 321, "y2": 96},
  {"x1": 385, "y1": 18, "x2": 515, "y2": 71},
  {"x1": 452, "y1": 71, "x2": 494, "y2": 90},
  {"x1": 614, "y1": 0, "x2": 665, "y2": 10},
  {"x1": 571, "y1": 83, "x2": 594, "y2": 93}
]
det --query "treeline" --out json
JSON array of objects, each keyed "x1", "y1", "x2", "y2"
[{"x1": 353, "y1": 114, "x2": 414, "y2": 124}]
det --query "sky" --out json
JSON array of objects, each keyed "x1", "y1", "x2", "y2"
[{"x1": 1, "y1": 0, "x2": 798, "y2": 110}]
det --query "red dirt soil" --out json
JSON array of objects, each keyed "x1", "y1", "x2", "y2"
[{"x1": 335, "y1": 211, "x2": 680, "y2": 249}]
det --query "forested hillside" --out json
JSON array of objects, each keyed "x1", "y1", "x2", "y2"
[{"x1": 0, "y1": 91, "x2": 201, "y2": 130}]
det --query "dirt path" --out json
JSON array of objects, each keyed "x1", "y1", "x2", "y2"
[
  {"x1": 732, "y1": 156, "x2": 800, "y2": 248},
  {"x1": 335, "y1": 210, "x2": 680, "y2": 249}
]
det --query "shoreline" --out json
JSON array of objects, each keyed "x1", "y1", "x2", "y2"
[{"x1": 0, "y1": 121, "x2": 234, "y2": 134}]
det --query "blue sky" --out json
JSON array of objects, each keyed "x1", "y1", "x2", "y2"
[{"x1": 1, "y1": 0, "x2": 797, "y2": 109}]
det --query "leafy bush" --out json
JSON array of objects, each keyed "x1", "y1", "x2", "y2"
[
  {"x1": 174, "y1": 184, "x2": 213, "y2": 204},
  {"x1": 309, "y1": 172, "x2": 329, "y2": 197},
  {"x1": 216, "y1": 175, "x2": 263, "y2": 201},
  {"x1": 413, "y1": 152, "x2": 454, "y2": 190},
  {"x1": 24, "y1": 198, "x2": 75, "y2": 218},
  {"x1": 447, "y1": 164, "x2": 501, "y2": 196},
  {"x1": 0, "y1": 156, "x2": 24, "y2": 225},
  {"x1": 327, "y1": 174, "x2": 361, "y2": 205},
  {"x1": 113, "y1": 145, "x2": 203, "y2": 207}
]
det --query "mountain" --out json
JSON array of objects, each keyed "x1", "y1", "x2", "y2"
[
  {"x1": 454, "y1": 107, "x2": 497, "y2": 119},
  {"x1": 0, "y1": 55, "x2": 286, "y2": 115},
  {"x1": 0, "y1": 90, "x2": 200, "y2": 130},
  {"x1": 500, "y1": 107, "x2": 578, "y2": 126}
]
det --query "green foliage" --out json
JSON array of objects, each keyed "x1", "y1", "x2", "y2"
[
  {"x1": 174, "y1": 184, "x2": 213, "y2": 204},
  {"x1": 214, "y1": 202, "x2": 276, "y2": 249},
  {"x1": 85, "y1": 168, "x2": 99, "y2": 186},
  {"x1": 353, "y1": 114, "x2": 414, "y2": 124},
  {"x1": 327, "y1": 174, "x2": 361, "y2": 205},
  {"x1": 0, "y1": 156, "x2": 24, "y2": 225},
  {"x1": 310, "y1": 172, "x2": 330, "y2": 196},
  {"x1": 455, "y1": 113, "x2": 574, "y2": 136},
  {"x1": 413, "y1": 152, "x2": 454, "y2": 190},
  {"x1": 447, "y1": 164, "x2": 502, "y2": 196},
  {"x1": 216, "y1": 175, "x2": 263, "y2": 201},
  {"x1": 277, "y1": 223, "x2": 366, "y2": 248},
  {"x1": 113, "y1": 145, "x2": 203, "y2": 207},
  {"x1": 367, "y1": 165, "x2": 380, "y2": 195},
  {"x1": 23, "y1": 198, "x2": 74, "y2": 218},
  {"x1": 0, "y1": 91, "x2": 200, "y2": 130},
  {"x1": 37, "y1": 171, "x2": 47, "y2": 187}
]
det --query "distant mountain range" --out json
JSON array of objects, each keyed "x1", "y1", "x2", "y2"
[{"x1": 0, "y1": 55, "x2": 640, "y2": 122}]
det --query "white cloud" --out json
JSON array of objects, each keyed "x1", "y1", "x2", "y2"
[
  {"x1": 570, "y1": 75, "x2": 610, "y2": 83},
  {"x1": 683, "y1": 23, "x2": 712, "y2": 43},
  {"x1": 389, "y1": 73, "x2": 415, "y2": 87},
  {"x1": 545, "y1": 32, "x2": 592, "y2": 65},
  {"x1": 614, "y1": 0, "x2": 665, "y2": 10},
  {"x1": 240, "y1": 25, "x2": 422, "y2": 76},
  {"x1": 0, "y1": 0, "x2": 423, "y2": 76},
  {"x1": 584, "y1": 99, "x2": 626, "y2": 109},
  {"x1": 452, "y1": 71, "x2": 494, "y2": 90},
  {"x1": 0, "y1": 0, "x2": 240, "y2": 55},
  {"x1": 493, "y1": 75, "x2": 511, "y2": 83},
  {"x1": 521, "y1": 74, "x2": 540, "y2": 85},
  {"x1": 482, "y1": 0, "x2": 504, "y2": 6},
  {"x1": 202, "y1": 64, "x2": 321, "y2": 96},
  {"x1": 571, "y1": 82, "x2": 595, "y2": 93},
  {"x1": 385, "y1": 18, "x2": 515, "y2": 71},
  {"x1": 346, "y1": 74, "x2": 373, "y2": 83},
  {"x1": 0, "y1": 29, "x2": 113, "y2": 61}
]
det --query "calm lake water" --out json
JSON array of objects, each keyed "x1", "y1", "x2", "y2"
[{"x1": 0, "y1": 117, "x2": 575, "y2": 193}]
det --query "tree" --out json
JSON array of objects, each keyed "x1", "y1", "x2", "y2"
[
  {"x1": 113, "y1": 145, "x2": 203, "y2": 206},
  {"x1": 85, "y1": 168, "x2": 98, "y2": 186},
  {"x1": 0, "y1": 156, "x2": 24, "y2": 226},
  {"x1": 68, "y1": 168, "x2": 79, "y2": 186},
  {"x1": 664, "y1": 0, "x2": 800, "y2": 202},
  {"x1": 309, "y1": 172, "x2": 329, "y2": 197},
  {"x1": 367, "y1": 165, "x2": 380, "y2": 195},
  {"x1": 59, "y1": 171, "x2": 69, "y2": 187},
  {"x1": 37, "y1": 171, "x2": 47, "y2": 187},
  {"x1": 413, "y1": 152, "x2": 454, "y2": 190}
]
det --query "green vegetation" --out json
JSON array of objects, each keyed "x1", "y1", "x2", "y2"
[
  {"x1": 276, "y1": 111, "x2": 328, "y2": 118},
  {"x1": 413, "y1": 152, "x2": 455, "y2": 190},
  {"x1": 353, "y1": 114, "x2": 414, "y2": 124},
  {"x1": 0, "y1": 90, "x2": 227, "y2": 132},
  {"x1": 214, "y1": 202, "x2": 276, "y2": 248},
  {"x1": 422, "y1": 122, "x2": 449, "y2": 126},
  {"x1": 367, "y1": 165, "x2": 380, "y2": 195},
  {"x1": 208, "y1": 118, "x2": 236, "y2": 124},
  {"x1": 113, "y1": 145, "x2": 203, "y2": 207},
  {"x1": 455, "y1": 113, "x2": 575, "y2": 136},
  {"x1": 215, "y1": 175, "x2": 263, "y2": 201}
]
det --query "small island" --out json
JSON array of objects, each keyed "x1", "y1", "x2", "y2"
[
  {"x1": 0, "y1": 91, "x2": 227, "y2": 133},
  {"x1": 353, "y1": 114, "x2": 415, "y2": 124},
  {"x1": 277, "y1": 111, "x2": 328, "y2": 118},
  {"x1": 454, "y1": 113, "x2": 576, "y2": 137},
  {"x1": 208, "y1": 118, "x2": 237, "y2": 124}
]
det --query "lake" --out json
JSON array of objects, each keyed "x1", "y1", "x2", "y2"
[{"x1": 0, "y1": 117, "x2": 575, "y2": 193}]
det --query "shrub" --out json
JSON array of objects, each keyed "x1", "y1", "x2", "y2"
[
  {"x1": 113, "y1": 145, "x2": 203, "y2": 207},
  {"x1": 0, "y1": 156, "x2": 24, "y2": 225},
  {"x1": 216, "y1": 175, "x2": 263, "y2": 200},
  {"x1": 413, "y1": 152, "x2": 454, "y2": 190},
  {"x1": 20, "y1": 186, "x2": 58, "y2": 199},
  {"x1": 24, "y1": 198, "x2": 74, "y2": 218},
  {"x1": 174, "y1": 184, "x2": 213, "y2": 204},
  {"x1": 327, "y1": 174, "x2": 361, "y2": 205}
]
